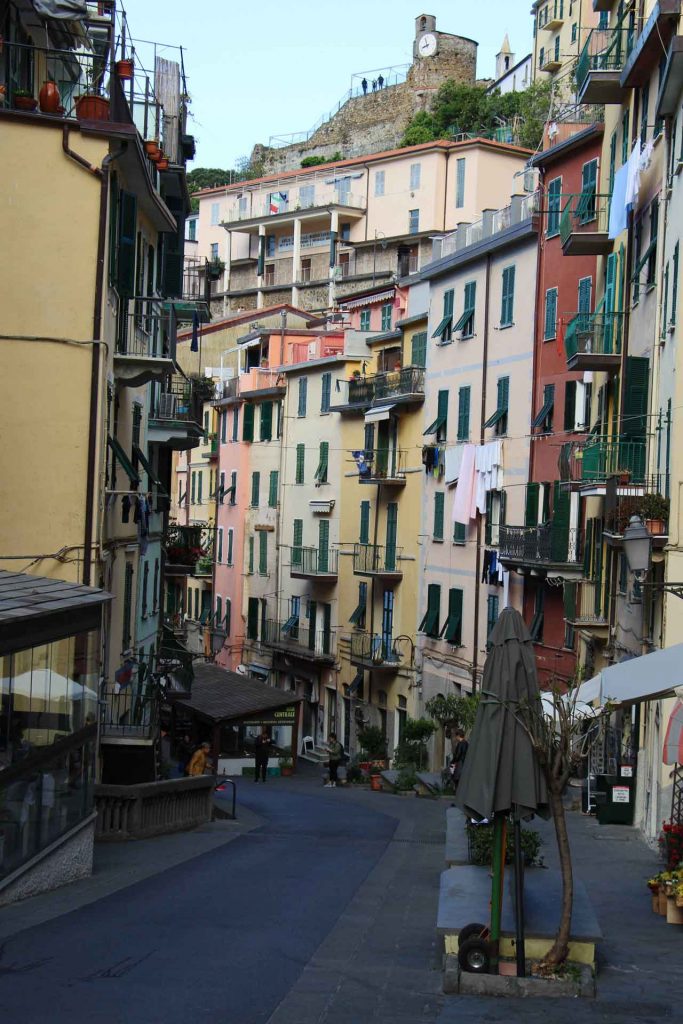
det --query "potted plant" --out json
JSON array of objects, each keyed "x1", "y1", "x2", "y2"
[
  {"x1": 157, "y1": 157, "x2": 169, "y2": 171},
  {"x1": 278, "y1": 751, "x2": 293, "y2": 776},
  {"x1": 13, "y1": 88, "x2": 37, "y2": 111},
  {"x1": 640, "y1": 493, "x2": 670, "y2": 535},
  {"x1": 115, "y1": 58, "x2": 134, "y2": 80},
  {"x1": 75, "y1": 68, "x2": 109, "y2": 121},
  {"x1": 145, "y1": 139, "x2": 161, "y2": 159}
]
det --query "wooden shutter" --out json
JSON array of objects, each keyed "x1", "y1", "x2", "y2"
[
  {"x1": 321, "y1": 372, "x2": 332, "y2": 412},
  {"x1": 563, "y1": 581, "x2": 577, "y2": 622},
  {"x1": 547, "y1": 177, "x2": 561, "y2": 234},
  {"x1": 359, "y1": 501, "x2": 370, "y2": 544},
  {"x1": 292, "y1": 519, "x2": 303, "y2": 566},
  {"x1": 217, "y1": 529, "x2": 223, "y2": 564},
  {"x1": 434, "y1": 492, "x2": 445, "y2": 539},
  {"x1": 444, "y1": 289, "x2": 454, "y2": 318},
  {"x1": 584, "y1": 518, "x2": 594, "y2": 577},
  {"x1": 318, "y1": 519, "x2": 329, "y2": 572},
  {"x1": 162, "y1": 195, "x2": 186, "y2": 298},
  {"x1": 525, "y1": 482, "x2": 540, "y2": 526},
  {"x1": 485, "y1": 490, "x2": 493, "y2": 545},
  {"x1": 453, "y1": 521, "x2": 466, "y2": 544},
  {"x1": 544, "y1": 288, "x2": 557, "y2": 339},
  {"x1": 457, "y1": 386, "x2": 470, "y2": 440},
  {"x1": 225, "y1": 599, "x2": 231, "y2": 636},
  {"x1": 298, "y1": 377, "x2": 308, "y2": 416},
  {"x1": 251, "y1": 471, "x2": 260, "y2": 507},
  {"x1": 501, "y1": 266, "x2": 515, "y2": 325},
  {"x1": 260, "y1": 401, "x2": 273, "y2": 440},
  {"x1": 269, "y1": 470, "x2": 278, "y2": 507},
  {"x1": 243, "y1": 403, "x2": 254, "y2": 441},
  {"x1": 259, "y1": 531, "x2": 267, "y2": 574},
  {"x1": 411, "y1": 331, "x2": 427, "y2": 367},
  {"x1": 197, "y1": 471, "x2": 203, "y2": 504},
  {"x1": 227, "y1": 528, "x2": 233, "y2": 564},
  {"x1": 296, "y1": 443, "x2": 305, "y2": 483},
  {"x1": 248, "y1": 535, "x2": 254, "y2": 574},
  {"x1": 123, "y1": 562, "x2": 134, "y2": 648},
  {"x1": 550, "y1": 480, "x2": 570, "y2": 561},
  {"x1": 385, "y1": 502, "x2": 398, "y2": 570},
  {"x1": 578, "y1": 276, "x2": 592, "y2": 329},
  {"x1": 117, "y1": 190, "x2": 137, "y2": 297},
  {"x1": 247, "y1": 597, "x2": 259, "y2": 640},
  {"x1": 564, "y1": 380, "x2": 577, "y2": 432},
  {"x1": 437, "y1": 389, "x2": 448, "y2": 436},
  {"x1": 445, "y1": 588, "x2": 463, "y2": 645},
  {"x1": 622, "y1": 355, "x2": 650, "y2": 438}
]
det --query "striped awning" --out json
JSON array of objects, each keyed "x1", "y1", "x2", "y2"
[
  {"x1": 365, "y1": 404, "x2": 395, "y2": 423},
  {"x1": 342, "y1": 289, "x2": 394, "y2": 311}
]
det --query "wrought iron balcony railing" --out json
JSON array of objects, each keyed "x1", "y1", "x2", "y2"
[
  {"x1": 499, "y1": 524, "x2": 582, "y2": 566},
  {"x1": 353, "y1": 543, "x2": 402, "y2": 576},
  {"x1": 559, "y1": 193, "x2": 611, "y2": 248},
  {"x1": 263, "y1": 620, "x2": 335, "y2": 659},
  {"x1": 576, "y1": 26, "x2": 633, "y2": 95},
  {"x1": 290, "y1": 547, "x2": 339, "y2": 577},
  {"x1": 355, "y1": 449, "x2": 407, "y2": 483},
  {"x1": 563, "y1": 311, "x2": 624, "y2": 368},
  {"x1": 116, "y1": 299, "x2": 175, "y2": 360},
  {"x1": 350, "y1": 632, "x2": 403, "y2": 669},
  {"x1": 564, "y1": 438, "x2": 648, "y2": 485}
]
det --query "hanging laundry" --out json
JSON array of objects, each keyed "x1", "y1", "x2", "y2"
[
  {"x1": 625, "y1": 139, "x2": 642, "y2": 210},
  {"x1": 352, "y1": 451, "x2": 372, "y2": 478},
  {"x1": 135, "y1": 494, "x2": 150, "y2": 555},
  {"x1": 608, "y1": 161, "x2": 629, "y2": 239},
  {"x1": 445, "y1": 444, "x2": 465, "y2": 485},
  {"x1": 451, "y1": 444, "x2": 477, "y2": 523}
]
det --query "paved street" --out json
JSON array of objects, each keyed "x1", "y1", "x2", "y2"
[{"x1": 1, "y1": 772, "x2": 682, "y2": 1024}]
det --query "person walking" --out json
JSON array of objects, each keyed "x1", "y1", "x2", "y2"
[
  {"x1": 324, "y1": 732, "x2": 343, "y2": 788},
  {"x1": 451, "y1": 729, "x2": 469, "y2": 785},
  {"x1": 361, "y1": 77, "x2": 368, "y2": 95},
  {"x1": 187, "y1": 741, "x2": 211, "y2": 776},
  {"x1": 254, "y1": 726, "x2": 273, "y2": 783},
  {"x1": 377, "y1": 74, "x2": 384, "y2": 89}
]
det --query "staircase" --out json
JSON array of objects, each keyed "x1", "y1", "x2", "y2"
[{"x1": 299, "y1": 743, "x2": 330, "y2": 764}]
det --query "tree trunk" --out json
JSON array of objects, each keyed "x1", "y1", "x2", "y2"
[{"x1": 541, "y1": 785, "x2": 573, "y2": 969}]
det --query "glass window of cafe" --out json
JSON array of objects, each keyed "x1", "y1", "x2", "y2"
[{"x1": 0, "y1": 630, "x2": 99, "y2": 880}]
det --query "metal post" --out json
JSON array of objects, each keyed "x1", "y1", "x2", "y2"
[
  {"x1": 489, "y1": 813, "x2": 507, "y2": 967},
  {"x1": 513, "y1": 819, "x2": 526, "y2": 976}
]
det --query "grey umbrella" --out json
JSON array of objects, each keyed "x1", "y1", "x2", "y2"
[{"x1": 455, "y1": 606, "x2": 549, "y2": 974}]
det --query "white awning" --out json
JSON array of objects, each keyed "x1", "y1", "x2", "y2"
[
  {"x1": 364, "y1": 404, "x2": 395, "y2": 423},
  {"x1": 341, "y1": 289, "x2": 394, "y2": 311},
  {"x1": 576, "y1": 644, "x2": 683, "y2": 706}
]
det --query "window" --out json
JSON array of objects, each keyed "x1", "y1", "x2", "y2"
[
  {"x1": 247, "y1": 597, "x2": 259, "y2": 640},
  {"x1": 529, "y1": 587, "x2": 544, "y2": 642},
  {"x1": 633, "y1": 218, "x2": 642, "y2": 304},
  {"x1": 210, "y1": 242, "x2": 219, "y2": 261},
  {"x1": 543, "y1": 287, "x2": 558, "y2": 340},
  {"x1": 340, "y1": 223, "x2": 350, "y2": 242},
  {"x1": 314, "y1": 441, "x2": 329, "y2": 484},
  {"x1": 501, "y1": 266, "x2": 515, "y2": 326},
  {"x1": 268, "y1": 470, "x2": 279, "y2": 508},
  {"x1": 210, "y1": 202, "x2": 220, "y2": 226},
  {"x1": 242, "y1": 403, "x2": 254, "y2": 441},
  {"x1": 360, "y1": 309, "x2": 371, "y2": 332},
  {"x1": 153, "y1": 558, "x2": 159, "y2": 612},
  {"x1": 385, "y1": 503, "x2": 398, "y2": 570},
  {"x1": 441, "y1": 589, "x2": 463, "y2": 645},
  {"x1": 295, "y1": 443, "x2": 305, "y2": 484},
  {"x1": 539, "y1": 46, "x2": 545, "y2": 69},
  {"x1": 197, "y1": 471, "x2": 203, "y2": 505},
  {"x1": 379, "y1": 303, "x2": 392, "y2": 332},
  {"x1": 546, "y1": 177, "x2": 562, "y2": 237},
  {"x1": 621, "y1": 109, "x2": 630, "y2": 166},
  {"x1": 424, "y1": 389, "x2": 448, "y2": 441},
  {"x1": 647, "y1": 200, "x2": 659, "y2": 286},
  {"x1": 141, "y1": 560, "x2": 149, "y2": 618},
  {"x1": 374, "y1": 170, "x2": 385, "y2": 196},
  {"x1": 455, "y1": 158, "x2": 466, "y2": 208},
  {"x1": 297, "y1": 377, "x2": 308, "y2": 417},
  {"x1": 419, "y1": 583, "x2": 441, "y2": 638},
  {"x1": 318, "y1": 519, "x2": 330, "y2": 573},
  {"x1": 364, "y1": 422, "x2": 375, "y2": 455},
  {"x1": 248, "y1": 535, "x2": 254, "y2": 574},
  {"x1": 282, "y1": 596, "x2": 300, "y2": 637},
  {"x1": 640, "y1": 83, "x2": 649, "y2": 147},
  {"x1": 433, "y1": 492, "x2": 445, "y2": 540},
  {"x1": 220, "y1": 411, "x2": 227, "y2": 444},
  {"x1": 251, "y1": 471, "x2": 260, "y2": 507},
  {"x1": 408, "y1": 209, "x2": 420, "y2": 234},
  {"x1": 453, "y1": 521, "x2": 466, "y2": 545},
  {"x1": 228, "y1": 470, "x2": 237, "y2": 505},
  {"x1": 321, "y1": 372, "x2": 332, "y2": 412},
  {"x1": 214, "y1": 596, "x2": 223, "y2": 630},
  {"x1": 217, "y1": 528, "x2": 223, "y2": 564},
  {"x1": 292, "y1": 519, "x2": 303, "y2": 567},
  {"x1": 350, "y1": 582, "x2": 367, "y2": 628},
  {"x1": 579, "y1": 159, "x2": 598, "y2": 223},
  {"x1": 231, "y1": 407, "x2": 239, "y2": 441},
  {"x1": 457, "y1": 386, "x2": 470, "y2": 442},
  {"x1": 564, "y1": 380, "x2": 577, "y2": 431},
  {"x1": 577, "y1": 275, "x2": 592, "y2": 330},
  {"x1": 454, "y1": 281, "x2": 476, "y2": 337},
  {"x1": 598, "y1": 10, "x2": 608, "y2": 29},
  {"x1": 486, "y1": 594, "x2": 499, "y2": 645},
  {"x1": 299, "y1": 184, "x2": 315, "y2": 208},
  {"x1": 672, "y1": 242, "x2": 679, "y2": 328},
  {"x1": 259, "y1": 531, "x2": 268, "y2": 575},
  {"x1": 122, "y1": 561, "x2": 134, "y2": 648},
  {"x1": 403, "y1": 332, "x2": 425, "y2": 372},
  {"x1": 227, "y1": 528, "x2": 234, "y2": 566},
  {"x1": 265, "y1": 234, "x2": 276, "y2": 257},
  {"x1": 359, "y1": 500, "x2": 370, "y2": 544},
  {"x1": 433, "y1": 289, "x2": 454, "y2": 343},
  {"x1": 187, "y1": 219, "x2": 197, "y2": 242},
  {"x1": 191, "y1": 471, "x2": 196, "y2": 504},
  {"x1": 259, "y1": 401, "x2": 273, "y2": 441},
  {"x1": 484, "y1": 377, "x2": 509, "y2": 435},
  {"x1": 571, "y1": 21, "x2": 577, "y2": 42},
  {"x1": 532, "y1": 383, "x2": 555, "y2": 433},
  {"x1": 410, "y1": 163, "x2": 421, "y2": 190}
]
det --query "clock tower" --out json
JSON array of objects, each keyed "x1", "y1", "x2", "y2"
[{"x1": 413, "y1": 13, "x2": 438, "y2": 60}]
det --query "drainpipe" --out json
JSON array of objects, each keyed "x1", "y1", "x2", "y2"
[
  {"x1": 472, "y1": 253, "x2": 492, "y2": 692},
  {"x1": 367, "y1": 481, "x2": 382, "y2": 708}
]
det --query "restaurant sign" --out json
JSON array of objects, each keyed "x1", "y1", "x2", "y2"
[{"x1": 241, "y1": 704, "x2": 298, "y2": 727}]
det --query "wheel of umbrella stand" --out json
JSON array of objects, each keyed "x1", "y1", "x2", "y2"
[
  {"x1": 457, "y1": 936, "x2": 491, "y2": 974},
  {"x1": 457, "y1": 922, "x2": 489, "y2": 948}
]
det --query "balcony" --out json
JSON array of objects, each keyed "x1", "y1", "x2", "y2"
[
  {"x1": 164, "y1": 525, "x2": 207, "y2": 576},
  {"x1": 225, "y1": 191, "x2": 366, "y2": 225},
  {"x1": 355, "y1": 449, "x2": 407, "y2": 486},
  {"x1": 543, "y1": 1, "x2": 565, "y2": 30},
  {"x1": 621, "y1": 2, "x2": 681, "y2": 90},
  {"x1": 290, "y1": 547, "x2": 339, "y2": 581},
  {"x1": 577, "y1": 27, "x2": 631, "y2": 103},
  {"x1": 498, "y1": 524, "x2": 583, "y2": 575},
  {"x1": 563, "y1": 581, "x2": 608, "y2": 630},
  {"x1": 263, "y1": 620, "x2": 335, "y2": 662},
  {"x1": 332, "y1": 369, "x2": 425, "y2": 411},
  {"x1": 563, "y1": 312, "x2": 624, "y2": 372},
  {"x1": 149, "y1": 375, "x2": 204, "y2": 451},
  {"x1": 353, "y1": 544, "x2": 403, "y2": 580},
  {"x1": 114, "y1": 299, "x2": 176, "y2": 387},
  {"x1": 239, "y1": 368, "x2": 286, "y2": 398},
  {"x1": 202, "y1": 434, "x2": 219, "y2": 460},
  {"x1": 560, "y1": 194, "x2": 611, "y2": 255},
  {"x1": 565, "y1": 439, "x2": 648, "y2": 486},
  {"x1": 539, "y1": 50, "x2": 562, "y2": 74},
  {"x1": 604, "y1": 482, "x2": 669, "y2": 548},
  {"x1": 350, "y1": 633, "x2": 403, "y2": 672}
]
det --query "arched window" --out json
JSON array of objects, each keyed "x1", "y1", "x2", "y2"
[
  {"x1": 505, "y1": 56, "x2": 510, "y2": 70},
  {"x1": 420, "y1": 16, "x2": 427, "y2": 31}
]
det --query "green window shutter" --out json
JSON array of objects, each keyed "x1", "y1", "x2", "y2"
[
  {"x1": 457, "y1": 386, "x2": 470, "y2": 441},
  {"x1": 141, "y1": 560, "x2": 149, "y2": 617},
  {"x1": 321, "y1": 372, "x2": 332, "y2": 412},
  {"x1": 117, "y1": 190, "x2": 137, "y2": 296},
  {"x1": 232, "y1": 408, "x2": 239, "y2": 441},
  {"x1": 453, "y1": 521, "x2": 466, "y2": 544},
  {"x1": 563, "y1": 581, "x2": 577, "y2": 621},
  {"x1": 230, "y1": 470, "x2": 237, "y2": 504},
  {"x1": 564, "y1": 380, "x2": 577, "y2": 431},
  {"x1": 197, "y1": 471, "x2": 203, "y2": 505},
  {"x1": 672, "y1": 242, "x2": 679, "y2": 327},
  {"x1": 593, "y1": 521, "x2": 603, "y2": 615},
  {"x1": 247, "y1": 597, "x2": 259, "y2": 640},
  {"x1": 360, "y1": 309, "x2": 370, "y2": 331},
  {"x1": 295, "y1": 443, "x2": 305, "y2": 484},
  {"x1": 318, "y1": 519, "x2": 330, "y2": 573},
  {"x1": 464, "y1": 280, "x2": 476, "y2": 335},
  {"x1": 315, "y1": 441, "x2": 329, "y2": 483},
  {"x1": 292, "y1": 519, "x2": 303, "y2": 566},
  {"x1": 444, "y1": 289, "x2": 454, "y2": 317},
  {"x1": 260, "y1": 401, "x2": 273, "y2": 440},
  {"x1": 259, "y1": 531, "x2": 268, "y2": 574},
  {"x1": 359, "y1": 501, "x2": 370, "y2": 544},
  {"x1": 663, "y1": 262, "x2": 670, "y2": 338},
  {"x1": 501, "y1": 266, "x2": 515, "y2": 325},
  {"x1": 123, "y1": 562, "x2": 134, "y2": 648},
  {"x1": 500, "y1": 489, "x2": 507, "y2": 526},
  {"x1": 437, "y1": 389, "x2": 448, "y2": 438},
  {"x1": 298, "y1": 377, "x2": 308, "y2": 417},
  {"x1": 420, "y1": 583, "x2": 441, "y2": 637},
  {"x1": 248, "y1": 535, "x2": 254, "y2": 574},
  {"x1": 550, "y1": 481, "x2": 570, "y2": 562},
  {"x1": 525, "y1": 482, "x2": 540, "y2": 526},
  {"x1": 191, "y1": 471, "x2": 196, "y2": 504},
  {"x1": 217, "y1": 529, "x2": 223, "y2": 563},
  {"x1": 622, "y1": 356, "x2": 650, "y2": 438},
  {"x1": 433, "y1": 492, "x2": 445, "y2": 539},
  {"x1": 225, "y1": 599, "x2": 231, "y2": 636},
  {"x1": 251, "y1": 471, "x2": 260, "y2": 507},
  {"x1": 385, "y1": 502, "x2": 398, "y2": 570},
  {"x1": 227, "y1": 529, "x2": 233, "y2": 565},
  {"x1": 411, "y1": 331, "x2": 427, "y2": 367},
  {"x1": 243, "y1": 403, "x2": 254, "y2": 441},
  {"x1": 443, "y1": 588, "x2": 463, "y2": 645},
  {"x1": 608, "y1": 130, "x2": 617, "y2": 195},
  {"x1": 584, "y1": 518, "x2": 594, "y2": 577},
  {"x1": 307, "y1": 600, "x2": 317, "y2": 650},
  {"x1": 268, "y1": 470, "x2": 279, "y2": 507},
  {"x1": 578, "y1": 276, "x2": 592, "y2": 330},
  {"x1": 487, "y1": 594, "x2": 499, "y2": 641},
  {"x1": 544, "y1": 288, "x2": 558, "y2": 339},
  {"x1": 547, "y1": 177, "x2": 561, "y2": 236},
  {"x1": 485, "y1": 490, "x2": 493, "y2": 545},
  {"x1": 215, "y1": 595, "x2": 222, "y2": 627},
  {"x1": 322, "y1": 603, "x2": 332, "y2": 654},
  {"x1": 621, "y1": 109, "x2": 630, "y2": 164}
]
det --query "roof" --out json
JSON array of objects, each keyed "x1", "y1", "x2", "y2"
[
  {"x1": 177, "y1": 303, "x2": 314, "y2": 340},
  {"x1": 499, "y1": 34, "x2": 512, "y2": 54},
  {"x1": 530, "y1": 124, "x2": 604, "y2": 169},
  {"x1": 0, "y1": 570, "x2": 111, "y2": 656},
  {"x1": 195, "y1": 138, "x2": 534, "y2": 199},
  {"x1": 176, "y1": 663, "x2": 302, "y2": 723}
]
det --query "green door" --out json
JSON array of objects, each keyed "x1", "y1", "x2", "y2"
[
  {"x1": 385, "y1": 503, "x2": 398, "y2": 571},
  {"x1": 550, "y1": 481, "x2": 570, "y2": 562}
]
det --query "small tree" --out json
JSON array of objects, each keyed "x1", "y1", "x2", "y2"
[
  {"x1": 426, "y1": 693, "x2": 480, "y2": 735},
  {"x1": 394, "y1": 717, "x2": 436, "y2": 770},
  {"x1": 357, "y1": 725, "x2": 387, "y2": 760}
]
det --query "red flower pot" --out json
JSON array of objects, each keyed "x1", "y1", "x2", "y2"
[
  {"x1": 13, "y1": 94, "x2": 38, "y2": 111},
  {"x1": 75, "y1": 95, "x2": 110, "y2": 121},
  {"x1": 145, "y1": 140, "x2": 161, "y2": 159},
  {"x1": 157, "y1": 158, "x2": 169, "y2": 171},
  {"x1": 39, "y1": 81, "x2": 61, "y2": 114},
  {"x1": 115, "y1": 59, "x2": 134, "y2": 80}
]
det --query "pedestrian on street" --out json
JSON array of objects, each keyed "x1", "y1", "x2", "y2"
[
  {"x1": 325, "y1": 732, "x2": 343, "y2": 788},
  {"x1": 378, "y1": 74, "x2": 384, "y2": 89},
  {"x1": 372, "y1": 79, "x2": 377, "y2": 92},
  {"x1": 187, "y1": 741, "x2": 211, "y2": 776},
  {"x1": 450, "y1": 729, "x2": 469, "y2": 785},
  {"x1": 254, "y1": 726, "x2": 273, "y2": 782},
  {"x1": 361, "y1": 77, "x2": 368, "y2": 95}
]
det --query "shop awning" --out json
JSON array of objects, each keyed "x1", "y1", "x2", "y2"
[
  {"x1": 576, "y1": 644, "x2": 683, "y2": 706},
  {"x1": 341, "y1": 289, "x2": 394, "y2": 311},
  {"x1": 364, "y1": 404, "x2": 395, "y2": 423},
  {"x1": 176, "y1": 663, "x2": 301, "y2": 725}
]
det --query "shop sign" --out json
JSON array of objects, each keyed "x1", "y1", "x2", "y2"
[
  {"x1": 242, "y1": 704, "x2": 297, "y2": 727},
  {"x1": 612, "y1": 786, "x2": 630, "y2": 804}
]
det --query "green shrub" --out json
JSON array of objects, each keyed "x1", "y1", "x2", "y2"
[
  {"x1": 357, "y1": 725, "x2": 387, "y2": 759},
  {"x1": 466, "y1": 822, "x2": 543, "y2": 867},
  {"x1": 395, "y1": 767, "x2": 418, "y2": 791}
]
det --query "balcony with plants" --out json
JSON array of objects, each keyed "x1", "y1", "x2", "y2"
[
  {"x1": 576, "y1": 25, "x2": 632, "y2": 103},
  {"x1": 263, "y1": 619, "x2": 335, "y2": 662},
  {"x1": 350, "y1": 633, "x2": 403, "y2": 672},
  {"x1": 559, "y1": 192, "x2": 611, "y2": 255},
  {"x1": 353, "y1": 448, "x2": 407, "y2": 485},
  {"x1": 603, "y1": 484, "x2": 670, "y2": 547},
  {"x1": 290, "y1": 546, "x2": 339, "y2": 582},
  {"x1": 562, "y1": 310, "x2": 624, "y2": 371},
  {"x1": 164, "y1": 523, "x2": 208, "y2": 576},
  {"x1": 332, "y1": 368, "x2": 424, "y2": 412},
  {"x1": 562, "y1": 438, "x2": 649, "y2": 486}
]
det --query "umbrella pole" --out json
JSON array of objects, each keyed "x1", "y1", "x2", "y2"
[
  {"x1": 513, "y1": 819, "x2": 526, "y2": 976},
  {"x1": 489, "y1": 813, "x2": 507, "y2": 968}
]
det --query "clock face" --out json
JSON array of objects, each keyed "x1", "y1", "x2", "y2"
[{"x1": 418, "y1": 32, "x2": 437, "y2": 58}]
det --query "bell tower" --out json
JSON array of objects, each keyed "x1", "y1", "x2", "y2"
[{"x1": 413, "y1": 13, "x2": 437, "y2": 59}]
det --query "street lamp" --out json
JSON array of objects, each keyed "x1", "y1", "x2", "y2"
[{"x1": 622, "y1": 515, "x2": 652, "y2": 582}]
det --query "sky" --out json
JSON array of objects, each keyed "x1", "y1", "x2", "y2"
[{"x1": 121, "y1": 0, "x2": 534, "y2": 169}]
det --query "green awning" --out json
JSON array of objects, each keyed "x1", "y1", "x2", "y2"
[
  {"x1": 431, "y1": 315, "x2": 452, "y2": 339},
  {"x1": 108, "y1": 436, "x2": 140, "y2": 486},
  {"x1": 531, "y1": 392, "x2": 555, "y2": 430},
  {"x1": 483, "y1": 407, "x2": 506, "y2": 429},
  {"x1": 453, "y1": 305, "x2": 474, "y2": 332},
  {"x1": 281, "y1": 613, "x2": 299, "y2": 635},
  {"x1": 133, "y1": 444, "x2": 167, "y2": 494},
  {"x1": 419, "y1": 606, "x2": 439, "y2": 635},
  {"x1": 423, "y1": 413, "x2": 447, "y2": 435}
]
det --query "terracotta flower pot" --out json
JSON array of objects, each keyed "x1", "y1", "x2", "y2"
[
  {"x1": 370, "y1": 774, "x2": 382, "y2": 792},
  {"x1": 115, "y1": 59, "x2": 134, "y2": 80},
  {"x1": 645, "y1": 518, "x2": 666, "y2": 536},
  {"x1": 13, "y1": 94, "x2": 38, "y2": 111},
  {"x1": 280, "y1": 765, "x2": 293, "y2": 777},
  {"x1": 75, "y1": 95, "x2": 110, "y2": 121},
  {"x1": 145, "y1": 140, "x2": 161, "y2": 158},
  {"x1": 156, "y1": 158, "x2": 169, "y2": 171},
  {"x1": 659, "y1": 890, "x2": 669, "y2": 915},
  {"x1": 39, "y1": 81, "x2": 61, "y2": 113}
]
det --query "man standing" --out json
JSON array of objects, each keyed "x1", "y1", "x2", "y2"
[
  {"x1": 325, "y1": 732, "x2": 343, "y2": 788},
  {"x1": 451, "y1": 729, "x2": 469, "y2": 784},
  {"x1": 361, "y1": 77, "x2": 368, "y2": 95},
  {"x1": 377, "y1": 74, "x2": 384, "y2": 89},
  {"x1": 254, "y1": 726, "x2": 273, "y2": 783}
]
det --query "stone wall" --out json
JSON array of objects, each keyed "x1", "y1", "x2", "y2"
[{"x1": 0, "y1": 813, "x2": 95, "y2": 907}]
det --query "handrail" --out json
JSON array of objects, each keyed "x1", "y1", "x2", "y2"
[{"x1": 214, "y1": 775, "x2": 237, "y2": 819}]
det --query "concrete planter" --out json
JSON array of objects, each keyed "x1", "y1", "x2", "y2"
[{"x1": 443, "y1": 955, "x2": 595, "y2": 998}]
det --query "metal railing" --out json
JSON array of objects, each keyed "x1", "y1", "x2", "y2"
[
  {"x1": 341, "y1": 368, "x2": 424, "y2": 406},
  {"x1": 438, "y1": 191, "x2": 539, "y2": 259},
  {"x1": 551, "y1": 102, "x2": 605, "y2": 125},
  {"x1": 291, "y1": 547, "x2": 339, "y2": 576},
  {"x1": 559, "y1": 193, "x2": 611, "y2": 244},
  {"x1": 350, "y1": 632, "x2": 403, "y2": 667},
  {"x1": 499, "y1": 524, "x2": 582, "y2": 565},
  {"x1": 239, "y1": 368, "x2": 286, "y2": 394},
  {"x1": 101, "y1": 688, "x2": 158, "y2": 739},
  {"x1": 263, "y1": 620, "x2": 335, "y2": 658},
  {"x1": 356, "y1": 448, "x2": 407, "y2": 482},
  {"x1": 116, "y1": 299, "x2": 175, "y2": 359},
  {"x1": 577, "y1": 26, "x2": 633, "y2": 93},
  {"x1": 565, "y1": 581, "x2": 608, "y2": 625},
  {"x1": 604, "y1": 483, "x2": 670, "y2": 535},
  {"x1": 151, "y1": 375, "x2": 203, "y2": 424},
  {"x1": 563, "y1": 312, "x2": 625, "y2": 361},
  {"x1": 568, "y1": 438, "x2": 648, "y2": 484},
  {"x1": 353, "y1": 543, "x2": 402, "y2": 574},
  {"x1": 226, "y1": 191, "x2": 365, "y2": 223}
]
